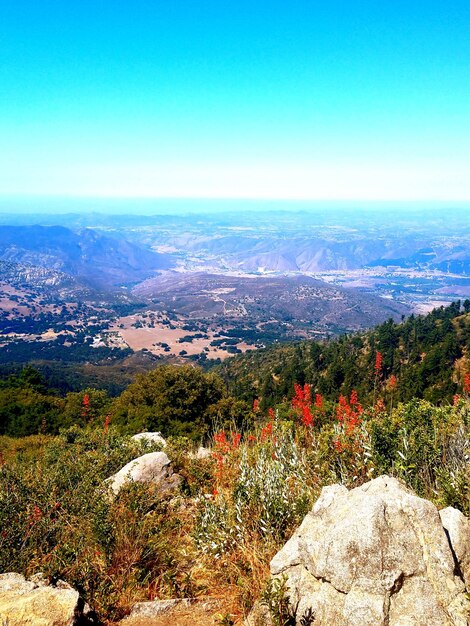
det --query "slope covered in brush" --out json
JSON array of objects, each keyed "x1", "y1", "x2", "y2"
[{"x1": 216, "y1": 301, "x2": 470, "y2": 408}]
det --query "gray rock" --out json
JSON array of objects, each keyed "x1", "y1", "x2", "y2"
[
  {"x1": 0, "y1": 572, "x2": 96, "y2": 625},
  {"x1": 269, "y1": 476, "x2": 469, "y2": 626},
  {"x1": 106, "y1": 451, "x2": 181, "y2": 495},
  {"x1": 124, "y1": 597, "x2": 222, "y2": 619},
  {"x1": 440, "y1": 506, "x2": 470, "y2": 588},
  {"x1": 131, "y1": 431, "x2": 166, "y2": 447}
]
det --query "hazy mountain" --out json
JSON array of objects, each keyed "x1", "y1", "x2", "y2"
[{"x1": 0, "y1": 225, "x2": 174, "y2": 288}]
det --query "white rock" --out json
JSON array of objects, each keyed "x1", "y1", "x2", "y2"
[
  {"x1": 131, "y1": 431, "x2": 166, "y2": 447},
  {"x1": 0, "y1": 572, "x2": 96, "y2": 625},
  {"x1": 196, "y1": 446, "x2": 211, "y2": 459},
  {"x1": 270, "y1": 475, "x2": 469, "y2": 626},
  {"x1": 440, "y1": 506, "x2": 470, "y2": 588},
  {"x1": 106, "y1": 451, "x2": 181, "y2": 495}
]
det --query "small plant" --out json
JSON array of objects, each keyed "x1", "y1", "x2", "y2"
[
  {"x1": 215, "y1": 612, "x2": 235, "y2": 626},
  {"x1": 261, "y1": 574, "x2": 294, "y2": 626}
]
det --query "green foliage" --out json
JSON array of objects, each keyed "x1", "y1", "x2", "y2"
[
  {"x1": 0, "y1": 426, "x2": 196, "y2": 619},
  {"x1": 261, "y1": 575, "x2": 295, "y2": 626},
  {"x1": 111, "y1": 364, "x2": 226, "y2": 439},
  {"x1": 195, "y1": 427, "x2": 312, "y2": 557},
  {"x1": 216, "y1": 305, "x2": 470, "y2": 408}
]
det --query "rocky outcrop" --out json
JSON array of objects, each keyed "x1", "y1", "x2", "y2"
[
  {"x1": 269, "y1": 476, "x2": 469, "y2": 626},
  {"x1": 0, "y1": 572, "x2": 96, "y2": 625},
  {"x1": 440, "y1": 506, "x2": 470, "y2": 588},
  {"x1": 106, "y1": 451, "x2": 181, "y2": 496},
  {"x1": 131, "y1": 432, "x2": 167, "y2": 447}
]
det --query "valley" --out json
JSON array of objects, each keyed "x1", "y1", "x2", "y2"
[{"x1": 0, "y1": 205, "x2": 468, "y2": 367}]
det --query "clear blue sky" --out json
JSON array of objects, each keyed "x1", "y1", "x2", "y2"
[{"x1": 1, "y1": 1, "x2": 469, "y2": 200}]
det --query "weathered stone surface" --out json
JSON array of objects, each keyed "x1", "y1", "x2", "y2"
[
  {"x1": 270, "y1": 476, "x2": 469, "y2": 626},
  {"x1": 124, "y1": 597, "x2": 222, "y2": 620},
  {"x1": 106, "y1": 451, "x2": 182, "y2": 495},
  {"x1": 440, "y1": 506, "x2": 470, "y2": 588},
  {"x1": 0, "y1": 572, "x2": 96, "y2": 625},
  {"x1": 131, "y1": 432, "x2": 167, "y2": 447}
]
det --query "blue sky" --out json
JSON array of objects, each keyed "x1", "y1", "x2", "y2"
[{"x1": 1, "y1": 1, "x2": 469, "y2": 200}]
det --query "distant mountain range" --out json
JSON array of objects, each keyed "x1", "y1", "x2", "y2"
[
  {"x1": 0, "y1": 225, "x2": 174, "y2": 288},
  {"x1": 185, "y1": 235, "x2": 470, "y2": 273}
]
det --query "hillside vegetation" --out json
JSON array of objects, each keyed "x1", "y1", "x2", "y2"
[
  {"x1": 217, "y1": 301, "x2": 470, "y2": 408},
  {"x1": 0, "y1": 302, "x2": 469, "y2": 624}
]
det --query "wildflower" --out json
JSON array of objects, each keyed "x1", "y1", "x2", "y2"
[
  {"x1": 336, "y1": 393, "x2": 362, "y2": 433},
  {"x1": 260, "y1": 420, "x2": 273, "y2": 440},
  {"x1": 231, "y1": 432, "x2": 241, "y2": 448},
  {"x1": 464, "y1": 372, "x2": 470, "y2": 395},
  {"x1": 374, "y1": 351, "x2": 383, "y2": 377},
  {"x1": 333, "y1": 439, "x2": 344, "y2": 453},
  {"x1": 82, "y1": 393, "x2": 90, "y2": 420},
  {"x1": 103, "y1": 414, "x2": 110, "y2": 435},
  {"x1": 302, "y1": 405, "x2": 313, "y2": 427},
  {"x1": 253, "y1": 398, "x2": 260, "y2": 412},
  {"x1": 315, "y1": 393, "x2": 323, "y2": 409},
  {"x1": 292, "y1": 383, "x2": 314, "y2": 427},
  {"x1": 389, "y1": 374, "x2": 397, "y2": 390},
  {"x1": 214, "y1": 431, "x2": 229, "y2": 452},
  {"x1": 453, "y1": 394, "x2": 461, "y2": 406}
]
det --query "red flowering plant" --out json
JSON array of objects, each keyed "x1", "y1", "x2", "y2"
[
  {"x1": 331, "y1": 390, "x2": 373, "y2": 483},
  {"x1": 291, "y1": 383, "x2": 326, "y2": 432},
  {"x1": 211, "y1": 429, "x2": 243, "y2": 496},
  {"x1": 464, "y1": 372, "x2": 470, "y2": 396}
]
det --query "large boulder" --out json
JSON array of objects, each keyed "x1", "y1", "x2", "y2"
[
  {"x1": 440, "y1": 506, "x2": 470, "y2": 588},
  {"x1": 269, "y1": 476, "x2": 469, "y2": 626},
  {"x1": 0, "y1": 572, "x2": 96, "y2": 625},
  {"x1": 106, "y1": 451, "x2": 181, "y2": 496}
]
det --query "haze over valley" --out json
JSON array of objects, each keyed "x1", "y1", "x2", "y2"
[{"x1": 0, "y1": 204, "x2": 467, "y2": 367}]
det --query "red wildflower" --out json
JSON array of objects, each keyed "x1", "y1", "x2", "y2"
[
  {"x1": 389, "y1": 374, "x2": 397, "y2": 390},
  {"x1": 231, "y1": 432, "x2": 241, "y2": 448},
  {"x1": 315, "y1": 394, "x2": 323, "y2": 409},
  {"x1": 260, "y1": 421, "x2": 273, "y2": 441},
  {"x1": 213, "y1": 431, "x2": 231, "y2": 454},
  {"x1": 374, "y1": 351, "x2": 383, "y2": 377},
  {"x1": 453, "y1": 394, "x2": 461, "y2": 406},
  {"x1": 253, "y1": 398, "x2": 260, "y2": 412},
  {"x1": 214, "y1": 431, "x2": 227, "y2": 446},
  {"x1": 336, "y1": 393, "x2": 362, "y2": 433},
  {"x1": 268, "y1": 407, "x2": 276, "y2": 420},
  {"x1": 302, "y1": 405, "x2": 313, "y2": 427},
  {"x1": 464, "y1": 372, "x2": 470, "y2": 395},
  {"x1": 333, "y1": 439, "x2": 344, "y2": 453},
  {"x1": 292, "y1": 383, "x2": 314, "y2": 428}
]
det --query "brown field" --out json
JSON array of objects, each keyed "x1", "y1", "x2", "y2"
[{"x1": 110, "y1": 314, "x2": 254, "y2": 360}]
